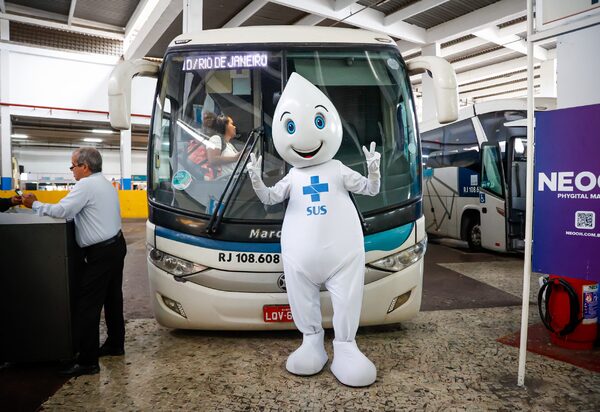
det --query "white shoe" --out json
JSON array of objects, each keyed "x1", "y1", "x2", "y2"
[
  {"x1": 286, "y1": 330, "x2": 328, "y2": 376},
  {"x1": 331, "y1": 340, "x2": 376, "y2": 387}
]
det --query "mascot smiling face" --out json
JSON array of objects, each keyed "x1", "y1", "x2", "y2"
[{"x1": 272, "y1": 73, "x2": 343, "y2": 168}]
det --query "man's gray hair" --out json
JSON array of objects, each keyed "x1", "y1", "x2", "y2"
[{"x1": 73, "y1": 147, "x2": 102, "y2": 173}]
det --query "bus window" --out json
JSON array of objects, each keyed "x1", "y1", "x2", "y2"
[
  {"x1": 442, "y1": 119, "x2": 478, "y2": 167},
  {"x1": 421, "y1": 119, "x2": 478, "y2": 168},
  {"x1": 479, "y1": 110, "x2": 526, "y2": 143},
  {"x1": 480, "y1": 144, "x2": 504, "y2": 197},
  {"x1": 421, "y1": 128, "x2": 443, "y2": 168}
]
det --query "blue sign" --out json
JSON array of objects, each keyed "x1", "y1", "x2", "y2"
[
  {"x1": 533, "y1": 104, "x2": 600, "y2": 282},
  {"x1": 458, "y1": 167, "x2": 479, "y2": 197}
]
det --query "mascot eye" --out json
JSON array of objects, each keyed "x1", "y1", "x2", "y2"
[
  {"x1": 314, "y1": 114, "x2": 325, "y2": 130},
  {"x1": 286, "y1": 119, "x2": 296, "y2": 135}
]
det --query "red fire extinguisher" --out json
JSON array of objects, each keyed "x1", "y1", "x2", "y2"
[{"x1": 538, "y1": 275, "x2": 598, "y2": 350}]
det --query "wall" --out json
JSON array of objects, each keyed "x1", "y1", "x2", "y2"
[
  {"x1": 13, "y1": 146, "x2": 148, "y2": 181},
  {"x1": 6, "y1": 43, "x2": 156, "y2": 116},
  {"x1": 556, "y1": 24, "x2": 600, "y2": 109},
  {"x1": 3, "y1": 42, "x2": 157, "y2": 181}
]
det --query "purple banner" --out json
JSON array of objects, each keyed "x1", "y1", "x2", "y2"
[{"x1": 533, "y1": 104, "x2": 600, "y2": 282}]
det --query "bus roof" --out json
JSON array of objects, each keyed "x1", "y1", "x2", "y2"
[
  {"x1": 420, "y1": 97, "x2": 557, "y2": 132},
  {"x1": 168, "y1": 26, "x2": 395, "y2": 49}
]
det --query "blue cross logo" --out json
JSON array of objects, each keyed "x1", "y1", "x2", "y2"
[{"x1": 303, "y1": 176, "x2": 329, "y2": 202}]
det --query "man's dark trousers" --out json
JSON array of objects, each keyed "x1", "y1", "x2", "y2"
[{"x1": 75, "y1": 232, "x2": 127, "y2": 366}]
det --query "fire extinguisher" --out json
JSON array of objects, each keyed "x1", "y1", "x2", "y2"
[{"x1": 538, "y1": 275, "x2": 598, "y2": 350}]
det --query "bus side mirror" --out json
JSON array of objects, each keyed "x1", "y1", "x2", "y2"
[
  {"x1": 407, "y1": 56, "x2": 458, "y2": 124},
  {"x1": 108, "y1": 59, "x2": 160, "y2": 130}
]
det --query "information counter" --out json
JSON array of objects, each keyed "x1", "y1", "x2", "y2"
[{"x1": 0, "y1": 211, "x2": 79, "y2": 362}]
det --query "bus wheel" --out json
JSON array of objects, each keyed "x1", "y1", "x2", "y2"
[{"x1": 467, "y1": 222, "x2": 482, "y2": 251}]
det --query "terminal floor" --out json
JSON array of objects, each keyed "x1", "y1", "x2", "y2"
[{"x1": 0, "y1": 220, "x2": 598, "y2": 411}]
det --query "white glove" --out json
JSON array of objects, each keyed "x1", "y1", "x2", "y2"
[
  {"x1": 246, "y1": 153, "x2": 263, "y2": 182},
  {"x1": 362, "y1": 141, "x2": 381, "y2": 179}
]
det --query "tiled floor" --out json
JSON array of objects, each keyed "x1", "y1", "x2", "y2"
[
  {"x1": 2, "y1": 221, "x2": 599, "y2": 411},
  {"x1": 44, "y1": 306, "x2": 599, "y2": 410}
]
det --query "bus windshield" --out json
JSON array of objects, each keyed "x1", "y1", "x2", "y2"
[{"x1": 148, "y1": 47, "x2": 419, "y2": 221}]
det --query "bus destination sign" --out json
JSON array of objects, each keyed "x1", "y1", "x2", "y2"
[{"x1": 184, "y1": 53, "x2": 268, "y2": 71}]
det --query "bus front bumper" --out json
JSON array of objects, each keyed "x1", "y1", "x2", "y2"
[{"x1": 147, "y1": 257, "x2": 423, "y2": 330}]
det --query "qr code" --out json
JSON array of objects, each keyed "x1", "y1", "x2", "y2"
[{"x1": 575, "y1": 211, "x2": 595, "y2": 229}]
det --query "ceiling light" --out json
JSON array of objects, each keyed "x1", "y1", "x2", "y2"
[
  {"x1": 83, "y1": 138, "x2": 103, "y2": 143},
  {"x1": 11, "y1": 134, "x2": 28, "y2": 139},
  {"x1": 92, "y1": 129, "x2": 114, "y2": 134}
]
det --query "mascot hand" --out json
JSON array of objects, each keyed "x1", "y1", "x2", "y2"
[
  {"x1": 362, "y1": 141, "x2": 381, "y2": 178},
  {"x1": 247, "y1": 153, "x2": 263, "y2": 182}
]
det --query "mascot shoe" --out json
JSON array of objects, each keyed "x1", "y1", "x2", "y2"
[
  {"x1": 286, "y1": 330, "x2": 328, "y2": 376},
  {"x1": 331, "y1": 340, "x2": 377, "y2": 387}
]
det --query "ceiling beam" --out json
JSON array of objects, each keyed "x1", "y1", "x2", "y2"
[
  {"x1": 384, "y1": 0, "x2": 450, "y2": 26},
  {"x1": 456, "y1": 56, "x2": 531, "y2": 85},
  {"x1": 451, "y1": 47, "x2": 517, "y2": 71},
  {"x1": 440, "y1": 37, "x2": 488, "y2": 58},
  {"x1": 0, "y1": 12, "x2": 123, "y2": 39},
  {"x1": 498, "y1": 20, "x2": 526, "y2": 37},
  {"x1": 67, "y1": 0, "x2": 77, "y2": 26},
  {"x1": 70, "y1": 17, "x2": 124, "y2": 32},
  {"x1": 4, "y1": 2, "x2": 68, "y2": 23},
  {"x1": 473, "y1": 86, "x2": 538, "y2": 102},
  {"x1": 295, "y1": 14, "x2": 326, "y2": 25},
  {"x1": 474, "y1": 26, "x2": 548, "y2": 61},
  {"x1": 223, "y1": 0, "x2": 268, "y2": 28},
  {"x1": 461, "y1": 79, "x2": 539, "y2": 100},
  {"x1": 459, "y1": 68, "x2": 533, "y2": 92},
  {"x1": 269, "y1": 0, "x2": 426, "y2": 43},
  {"x1": 124, "y1": 0, "x2": 182, "y2": 60},
  {"x1": 333, "y1": 0, "x2": 359, "y2": 12},
  {"x1": 426, "y1": 0, "x2": 526, "y2": 44}
]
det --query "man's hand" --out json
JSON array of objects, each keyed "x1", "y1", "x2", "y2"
[
  {"x1": 22, "y1": 193, "x2": 38, "y2": 208},
  {"x1": 10, "y1": 196, "x2": 22, "y2": 206},
  {"x1": 362, "y1": 141, "x2": 381, "y2": 176}
]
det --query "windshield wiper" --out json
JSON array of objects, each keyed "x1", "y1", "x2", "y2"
[{"x1": 206, "y1": 127, "x2": 264, "y2": 234}]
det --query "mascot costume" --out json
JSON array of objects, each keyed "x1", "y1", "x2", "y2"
[{"x1": 247, "y1": 72, "x2": 381, "y2": 387}]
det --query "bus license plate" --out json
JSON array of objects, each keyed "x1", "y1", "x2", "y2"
[{"x1": 263, "y1": 305, "x2": 293, "y2": 323}]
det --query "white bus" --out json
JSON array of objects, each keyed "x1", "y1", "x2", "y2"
[
  {"x1": 420, "y1": 99, "x2": 555, "y2": 253},
  {"x1": 109, "y1": 26, "x2": 457, "y2": 329}
]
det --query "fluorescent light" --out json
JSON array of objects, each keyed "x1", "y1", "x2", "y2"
[
  {"x1": 83, "y1": 138, "x2": 103, "y2": 143},
  {"x1": 11, "y1": 134, "x2": 28, "y2": 139},
  {"x1": 92, "y1": 129, "x2": 114, "y2": 134}
]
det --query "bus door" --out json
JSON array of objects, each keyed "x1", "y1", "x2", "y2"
[
  {"x1": 479, "y1": 143, "x2": 507, "y2": 252},
  {"x1": 505, "y1": 136, "x2": 527, "y2": 251}
]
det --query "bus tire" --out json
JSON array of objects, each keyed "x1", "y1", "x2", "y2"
[{"x1": 463, "y1": 215, "x2": 482, "y2": 251}]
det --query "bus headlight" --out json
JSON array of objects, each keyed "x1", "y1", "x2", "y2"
[
  {"x1": 369, "y1": 238, "x2": 427, "y2": 272},
  {"x1": 149, "y1": 248, "x2": 206, "y2": 276}
]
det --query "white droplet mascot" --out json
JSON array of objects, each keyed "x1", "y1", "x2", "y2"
[{"x1": 247, "y1": 72, "x2": 381, "y2": 387}]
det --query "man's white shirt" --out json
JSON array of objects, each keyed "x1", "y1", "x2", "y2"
[{"x1": 32, "y1": 173, "x2": 122, "y2": 247}]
